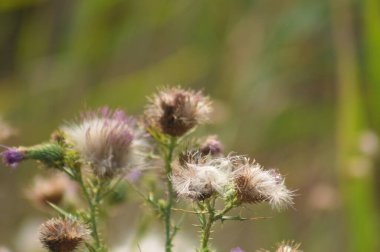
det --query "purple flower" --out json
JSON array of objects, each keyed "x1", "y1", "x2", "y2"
[
  {"x1": 230, "y1": 247, "x2": 245, "y2": 252},
  {"x1": 62, "y1": 107, "x2": 147, "y2": 178},
  {"x1": 200, "y1": 135, "x2": 223, "y2": 156},
  {"x1": 1, "y1": 147, "x2": 25, "y2": 168}
]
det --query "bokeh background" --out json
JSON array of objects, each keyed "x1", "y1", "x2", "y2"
[{"x1": 1, "y1": 0, "x2": 379, "y2": 251}]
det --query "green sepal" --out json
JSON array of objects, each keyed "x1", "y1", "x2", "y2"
[{"x1": 26, "y1": 143, "x2": 65, "y2": 168}]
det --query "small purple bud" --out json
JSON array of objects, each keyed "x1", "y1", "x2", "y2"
[
  {"x1": 230, "y1": 247, "x2": 245, "y2": 252},
  {"x1": 200, "y1": 136, "x2": 223, "y2": 156},
  {"x1": 1, "y1": 147, "x2": 25, "y2": 168}
]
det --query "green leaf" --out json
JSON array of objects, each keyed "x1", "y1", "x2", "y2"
[{"x1": 47, "y1": 202, "x2": 75, "y2": 219}]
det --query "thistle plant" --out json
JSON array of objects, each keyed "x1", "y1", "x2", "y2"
[
  {"x1": 144, "y1": 87, "x2": 212, "y2": 252},
  {"x1": 1, "y1": 86, "x2": 298, "y2": 252}
]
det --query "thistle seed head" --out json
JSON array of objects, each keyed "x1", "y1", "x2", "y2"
[
  {"x1": 232, "y1": 158, "x2": 293, "y2": 210},
  {"x1": 145, "y1": 87, "x2": 212, "y2": 137},
  {"x1": 39, "y1": 218, "x2": 90, "y2": 252},
  {"x1": 172, "y1": 153, "x2": 234, "y2": 200}
]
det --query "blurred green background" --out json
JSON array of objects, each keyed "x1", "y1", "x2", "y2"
[{"x1": 1, "y1": 0, "x2": 379, "y2": 251}]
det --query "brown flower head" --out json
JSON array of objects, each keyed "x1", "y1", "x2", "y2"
[
  {"x1": 233, "y1": 158, "x2": 293, "y2": 210},
  {"x1": 26, "y1": 174, "x2": 75, "y2": 208},
  {"x1": 145, "y1": 87, "x2": 212, "y2": 137},
  {"x1": 39, "y1": 218, "x2": 90, "y2": 252}
]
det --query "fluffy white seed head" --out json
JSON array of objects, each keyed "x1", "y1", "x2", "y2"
[
  {"x1": 233, "y1": 158, "x2": 293, "y2": 210},
  {"x1": 172, "y1": 154, "x2": 234, "y2": 200}
]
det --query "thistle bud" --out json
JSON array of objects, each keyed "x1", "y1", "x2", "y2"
[
  {"x1": 1, "y1": 143, "x2": 66, "y2": 169},
  {"x1": 145, "y1": 87, "x2": 212, "y2": 137},
  {"x1": 1, "y1": 147, "x2": 25, "y2": 167},
  {"x1": 200, "y1": 135, "x2": 223, "y2": 156},
  {"x1": 26, "y1": 143, "x2": 66, "y2": 168},
  {"x1": 39, "y1": 218, "x2": 89, "y2": 252}
]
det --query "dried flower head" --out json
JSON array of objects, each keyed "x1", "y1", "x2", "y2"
[
  {"x1": 1, "y1": 147, "x2": 26, "y2": 168},
  {"x1": 275, "y1": 241, "x2": 301, "y2": 252},
  {"x1": 233, "y1": 159, "x2": 293, "y2": 209},
  {"x1": 145, "y1": 87, "x2": 212, "y2": 137},
  {"x1": 62, "y1": 107, "x2": 144, "y2": 178},
  {"x1": 39, "y1": 218, "x2": 90, "y2": 252},
  {"x1": 172, "y1": 154, "x2": 234, "y2": 200},
  {"x1": 200, "y1": 135, "x2": 224, "y2": 156},
  {"x1": 27, "y1": 174, "x2": 75, "y2": 207}
]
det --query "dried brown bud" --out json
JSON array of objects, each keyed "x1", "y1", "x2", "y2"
[
  {"x1": 26, "y1": 174, "x2": 75, "y2": 208},
  {"x1": 39, "y1": 218, "x2": 89, "y2": 252},
  {"x1": 145, "y1": 87, "x2": 212, "y2": 137},
  {"x1": 200, "y1": 135, "x2": 223, "y2": 156}
]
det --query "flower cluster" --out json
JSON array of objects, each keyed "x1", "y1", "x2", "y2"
[
  {"x1": 173, "y1": 154, "x2": 293, "y2": 210},
  {"x1": 1, "y1": 87, "x2": 297, "y2": 252}
]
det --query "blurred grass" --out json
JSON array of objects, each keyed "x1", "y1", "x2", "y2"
[{"x1": 0, "y1": 0, "x2": 379, "y2": 251}]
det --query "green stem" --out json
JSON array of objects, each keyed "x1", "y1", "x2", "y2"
[
  {"x1": 164, "y1": 137, "x2": 177, "y2": 252},
  {"x1": 199, "y1": 200, "x2": 215, "y2": 252},
  {"x1": 198, "y1": 199, "x2": 234, "y2": 252},
  {"x1": 214, "y1": 204, "x2": 234, "y2": 221},
  {"x1": 78, "y1": 173, "x2": 102, "y2": 251}
]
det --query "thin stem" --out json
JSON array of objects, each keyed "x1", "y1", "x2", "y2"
[
  {"x1": 199, "y1": 199, "x2": 215, "y2": 252},
  {"x1": 77, "y1": 173, "x2": 102, "y2": 250},
  {"x1": 164, "y1": 137, "x2": 177, "y2": 252},
  {"x1": 198, "y1": 198, "x2": 235, "y2": 252},
  {"x1": 214, "y1": 204, "x2": 234, "y2": 221}
]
